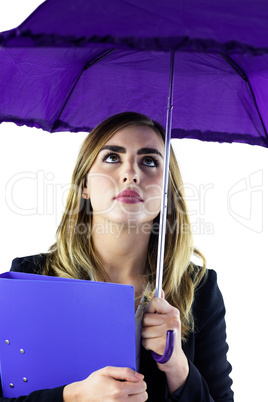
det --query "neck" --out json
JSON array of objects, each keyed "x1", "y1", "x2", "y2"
[{"x1": 91, "y1": 218, "x2": 152, "y2": 285}]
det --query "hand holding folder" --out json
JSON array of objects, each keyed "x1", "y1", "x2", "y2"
[{"x1": 0, "y1": 272, "x2": 136, "y2": 398}]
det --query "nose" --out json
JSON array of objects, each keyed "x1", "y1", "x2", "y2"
[
  {"x1": 121, "y1": 172, "x2": 139, "y2": 184},
  {"x1": 121, "y1": 165, "x2": 140, "y2": 184}
]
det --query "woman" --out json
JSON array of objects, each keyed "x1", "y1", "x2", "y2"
[{"x1": 2, "y1": 112, "x2": 233, "y2": 401}]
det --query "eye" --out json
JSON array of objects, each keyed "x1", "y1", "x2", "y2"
[
  {"x1": 102, "y1": 152, "x2": 120, "y2": 163},
  {"x1": 142, "y1": 156, "x2": 159, "y2": 168}
]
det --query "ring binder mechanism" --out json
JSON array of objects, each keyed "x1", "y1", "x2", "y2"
[{"x1": 0, "y1": 272, "x2": 136, "y2": 398}]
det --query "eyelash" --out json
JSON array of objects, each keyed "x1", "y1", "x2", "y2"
[
  {"x1": 102, "y1": 152, "x2": 160, "y2": 167},
  {"x1": 102, "y1": 152, "x2": 119, "y2": 163}
]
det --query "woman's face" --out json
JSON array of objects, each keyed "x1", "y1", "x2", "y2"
[{"x1": 83, "y1": 125, "x2": 164, "y2": 227}]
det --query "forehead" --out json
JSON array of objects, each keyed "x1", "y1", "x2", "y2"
[{"x1": 105, "y1": 125, "x2": 164, "y2": 149}]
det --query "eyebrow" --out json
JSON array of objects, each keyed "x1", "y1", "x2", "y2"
[{"x1": 100, "y1": 145, "x2": 163, "y2": 158}]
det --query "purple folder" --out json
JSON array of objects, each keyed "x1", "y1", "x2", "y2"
[{"x1": 0, "y1": 272, "x2": 136, "y2": 398}]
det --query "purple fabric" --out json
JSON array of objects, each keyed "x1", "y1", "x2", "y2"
[{"x1": 0, "y1": 0, "x2": 267, "y2": 147}]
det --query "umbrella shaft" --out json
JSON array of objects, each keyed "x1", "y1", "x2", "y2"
[{"x1": 155, "y1": 51, "x2": 175, "y2": 298}]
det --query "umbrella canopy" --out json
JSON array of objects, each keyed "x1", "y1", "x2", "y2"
[{"x1": 0, "y1": 0, "x2": 267, "y2": 147}]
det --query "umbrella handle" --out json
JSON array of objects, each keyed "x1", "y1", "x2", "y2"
[{"x1": 151, "y1": 329, "x2": 175, "y2": 364}]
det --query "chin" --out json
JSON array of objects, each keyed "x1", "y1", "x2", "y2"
[{"x1": 107, "y1": 213, "x2": 157, "y2": 227}]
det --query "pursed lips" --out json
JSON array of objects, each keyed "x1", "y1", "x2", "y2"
[{"x1": 114, "y1": 190, "x2": 144, "y2": 204}]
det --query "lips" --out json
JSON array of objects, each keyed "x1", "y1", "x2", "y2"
[{"x1": 115, "y1": 189, "x2": 143, "y2": 204}]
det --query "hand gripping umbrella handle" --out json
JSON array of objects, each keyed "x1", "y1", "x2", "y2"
[{"x1": 151, "y1": 329, "x2": 175, "y2": 364}]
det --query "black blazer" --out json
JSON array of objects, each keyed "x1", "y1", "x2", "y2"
[{"x1": 0, "y1": 255, "x2": 234, "y2": 401}]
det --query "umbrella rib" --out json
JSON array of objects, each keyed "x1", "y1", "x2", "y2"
[
  {"x1": 83, "y1": 48, "x2": 115, "y2": 70},
  {"x1": 219, "y1": 52, "x2": 268, "y2": 141},
  {"x1": 51, "y1": 48, "x2": 115, "y2": 132}
]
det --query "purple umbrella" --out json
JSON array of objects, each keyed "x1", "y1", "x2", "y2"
[
  {"x1": 0, "y1": 0, "x2": 267, "y2": 145},
  {"x1": 0, "y1": 0, "x2": 267, "y2": 362}
]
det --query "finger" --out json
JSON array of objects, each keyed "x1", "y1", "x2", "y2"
[
  {"x1": 142, "y1": 336, "x2": 166, "y2": 355},
  {"x1": 142, "y1": 311, "x2": 181, "y2": 338},
  {"x1": 109, "y1": 378, "x2": 147, "y2": 400},
  {"x1": 129, "y1": 391, "x2": 148, "y2": 401},
  {"x1": 122, "y1": 379, "x2": 147, "y2": 395},
  {"x1": 101, "y1": 367, "x2": 144, "y2": 382},
  {"x1": 104, "y1": 378, "x2": 147, "y2": 400},
  {"x1": 145, "y1": 296, "x2": 172, "y2": 314},
  {"x1": 142, "y1": 312, "x2": 167, "y2": 327},
  {"x1": 143, "y1": 309, "x2": 181, "y2": 328},
  {"x1": 141, "y1": 323, "x2": 166, "y2": 339}
]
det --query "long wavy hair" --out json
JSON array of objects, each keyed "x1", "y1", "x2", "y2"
[{"x1": 43, "y1": 112, "x2": 206, "y2": 340}]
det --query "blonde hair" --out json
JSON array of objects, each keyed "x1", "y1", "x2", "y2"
[{"x1": 43, "y1": 112, "x2": 206, "y2": 339}]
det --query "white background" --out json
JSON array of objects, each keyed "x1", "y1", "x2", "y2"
[{"x1": 1, "y1": 2, "x2": 267, "y2": 401}]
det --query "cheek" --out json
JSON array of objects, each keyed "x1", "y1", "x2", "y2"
[
  {"x1": 87, "y1": 174, "x2": 118, "y2": 211},
  {"x1": 87, "y1": 173, "x2": 117, "y2": 197},
  {"x1": 143, "y1": 181, "x2": 163, "y2": 215}
]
